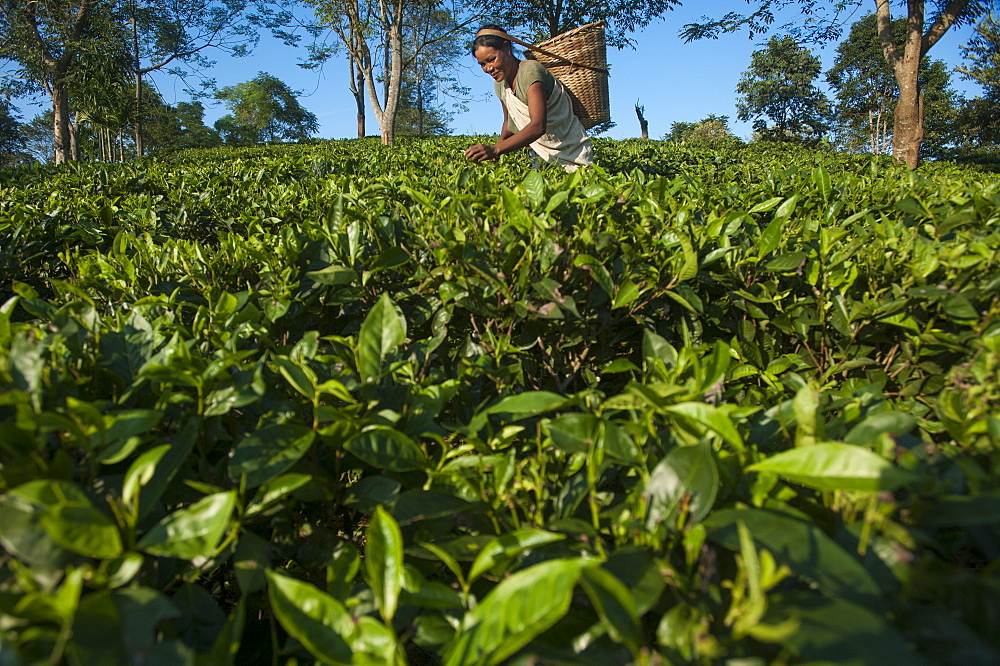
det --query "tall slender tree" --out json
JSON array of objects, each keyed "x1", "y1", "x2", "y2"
[
  {"x1": 306, "y1": 0, "x2": 473, "y2": 144},
  {"x1": 958, "y1": 11, "x2": 1000, "y2": 94},
  {"x1": 682, "y1": 0, "x2": 994, "y2": 167},
  {"x1": 115, "y1": 0, "x2": 262, "y2": 157},
  {"x1": 0, "y1": 98, "x2": 25, "y2": 164}
]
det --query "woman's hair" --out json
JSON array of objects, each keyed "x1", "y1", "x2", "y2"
[{"x1": 470, "y1": 25, "x2": 513, "y2": 56}]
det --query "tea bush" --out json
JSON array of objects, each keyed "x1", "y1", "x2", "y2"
[{"x1": 1, "y1": 137, "x2": 998, "y2": 664}]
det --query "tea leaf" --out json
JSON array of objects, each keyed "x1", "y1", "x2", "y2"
[
  {"x1": 137, "y1": 491, "x2": 236, "y2": 560},
  {"x1": 579, "y1": 565, "x2": 642, "y2": 656},
  {"x1": 41, "y1": 503, "x2": 123, "y2": 560},
  {"x1": 344, "y1": 426, "x2": 428, "y2": 472},
  {"x1": 366, "y1": 506, "x2": 404, "y2": 623},
  {"x1": 357, "y1": 293, "x2": 406, "y2": 383},
  {"x1": 747, "y1": 442, "x2": 919, "y2": 492},
  {"x1": 444, "y1": 558, "x2": 591, "y2": 666},
  {"x1": 647, "y1": 441, "x2": 719, "y2": 527},
  {"x1": 266, "y1": 570, "x2": 354, "y2": 664},
  {"x1": 468, "y1": 528, "x2": 566, "y2": 584},
  {"x1": 228, "y1": 423, "x2": 315, "y2": 489}
]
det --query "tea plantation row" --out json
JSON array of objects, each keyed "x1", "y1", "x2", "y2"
[{"x1": 0, "y1": 137, "x2": 998, "y2": 664}]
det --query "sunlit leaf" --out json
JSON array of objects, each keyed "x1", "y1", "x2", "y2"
[
  {"x1": 747, "y1": 442, "x2": 919, "y2": 492},
  {"x1": 137, "y1": 492, "x2": 236, "y2": 560}
]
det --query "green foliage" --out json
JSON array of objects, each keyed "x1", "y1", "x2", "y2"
[
  {"x1": 393, "y1": 78, "x2": 455, "y2": 137},
  {"x1": 959, "y1": 11, "x2": 1000, "y2": 98},
  {"x1": 957, "y1": 13, "x2": 1000, "y2": 151},
  {"x1": 664, "y1": 114, "x2": 742, "y2": 148},
  {"x1": 215, "y1": 71, "x2": 319, "y2": 145},
  {"x1": 147, "y1": 101, "x2": 223, "y2": 152},
  {"x1": 683, "y1": 1, "x2": 994, "y2": 166},
  {"x1": 736, "y1": 35, "x2": 831, "y2": 145},
  {"x1": 1, "y1": 137, "x2": 999, "y2": 664},
  {"x1": 0, "y1": 98, "x2": 26, "y2": 165},
  {"x1": 475, "y1": 0, "x2": 681, "y2": 48}
]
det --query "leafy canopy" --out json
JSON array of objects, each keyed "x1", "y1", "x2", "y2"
[
  {"x1": 214, "y1": 72, "x2": 319, "y2": 144},
  {"x1": 680, "y1": 0, "x2": 994, "y2": 44},
  {"x1": 956, "y1": 12, "x2": 1000, "y2": 147},
  {"x1": 735, "y1": 35, "x2": 830, "y2": 144},
  {"x1": 478, "y1": 0, "x2": 681, "y2": 48},
  {"x1": 664, "y1": 114, "x2": 742, "y2": 147},
  {"x1": 0, "y1": 99, "x2": 25, "y2": 164}
]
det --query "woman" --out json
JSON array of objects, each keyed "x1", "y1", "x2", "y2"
[{"x1": 464, "y1": 26, "x2": 592, "y2": 172}]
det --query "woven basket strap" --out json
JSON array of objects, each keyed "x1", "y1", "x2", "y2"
[{"x1": 475, "y1": 28, "x2": 609, "y2": 75}]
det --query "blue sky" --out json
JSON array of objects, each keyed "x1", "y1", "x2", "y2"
[{"x1": 15, "y1": 1, "x2": 986, "y2": 142}]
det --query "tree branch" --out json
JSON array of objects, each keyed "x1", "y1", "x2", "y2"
[
  {"x1": 922, "y1": 0, "x2": 972, "y2": 55},
  {"x1": 874, "y1": 0, "x2": 901, "y2": 71}
]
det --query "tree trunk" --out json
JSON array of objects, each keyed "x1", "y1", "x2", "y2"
[
  {"x1": 134, "y1": 71, "x2": 144, "y2": 157},
  {"x1": 875, "y1": 0, "x2": 971, "y2": 167},
  {"x1": 869, "y1": 108, "x2": 876, "y2": 154},
  {"x1": 51, "y1": 83, "x2": 72, "y2": 164},
  {"x1": 355, "y1": 70, "x2": 366, "y2": 138},
  {"x1": 70, "y1": 116, "x2": 80, "y2": 160},
  {"x1": 890, "y1": 1, "x2": 925, "y2": 168},
  {"x1": 635, "y1": 103, "x2": 649, "y2": 139},
  {"x1": 416, "y1": 63, "x2": 424, "y2": 136},
  {"x1": 348, "y1": 53, "x2": 366, "y2": 138},
  {"x1": 377, "y1": 0, "x2": 403, "y2": 145},
  {"x1": 132, "y1": 8, "x2": 144, "y2": 158}
]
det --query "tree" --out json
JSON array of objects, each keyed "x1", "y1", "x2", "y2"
[
  {"x1": 214, "y1": 72, "x2": 318, "y2": 144},
  {"x1": 827, "y1": 13, "x2": 898, "y2": 154},
  {"x1": 172, "y1": 101, "x2": 223, "y2": 148},
  {"x1": 0, "y1": 0, "x2": 109, "y2": 163},
  {"x1": 0, "y1": 98, "x2": 26, "y2": 164},
  {"x1": 735, "y1": 35, "x2": 830, "y2": 144},
  {"x1": 665, "y1": 114, "x2": 741, "y2": 146},
  {"x1": 635, "y1": 102, "x2": 649, "y2": 138},
  {"x1": 141, "y1": 99, "x2": 222, "y2": 151},
  {"x1": 20, "y1": 110, "x2": 58, "y2": 162},
  {"x1": 306, "y1": 0, "x2": 472, "y2": 144},
  {"x1": 115, "y1": 0, "x2": 265, "y2": 157},
  {"x1": 682, "y1": 0, "x2": 994, "y2": 167},
  {"x1": 827, "y1": 12, "x2": 961, "y2": 157},
  {"x1": 476, "y1": 0, "x2": 681, "y2": 48},
  {"x1": 400, "y1": 6, "x2": 470, "y2": 137},
  {"x1": 393, "y1": 76, "x2": 454, "y2": 136},
  {"x1": 958, "y1": 11, "x2": 1000, "y2": 94},
  {"x1": 956, "y1": 12, "x2": 1000, "y2": 147},
  {"x1": 70, "y1": 45, "x2": 136, "y2": 161},
  {"x1": 917, "y1": 58, "x2": 960, "y2": 157}
]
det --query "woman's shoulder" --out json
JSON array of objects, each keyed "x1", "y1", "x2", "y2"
[
  {"x1": 515, "y1": 58, "x2": 554, "y2": 99},
  {"x1": 520, "y1": 58, "x2": 552, "y2": 80}
]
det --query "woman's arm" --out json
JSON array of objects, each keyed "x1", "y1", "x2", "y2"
[{"x1": 465, "y1": 82, "x2": 546, "y2": 162}]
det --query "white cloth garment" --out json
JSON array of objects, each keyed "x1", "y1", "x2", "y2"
[{"x1": 501, "y1": 77, "x2": 592, "y2": 172}]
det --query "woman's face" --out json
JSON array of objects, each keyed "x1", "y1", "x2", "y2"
[{"x1": 474, "y1": 44, "x2": 515, "y2": 83}]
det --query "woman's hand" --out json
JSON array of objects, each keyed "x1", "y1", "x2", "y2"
[{"x1": 464, "y1": 143, "x2": 499, "y2": 162}]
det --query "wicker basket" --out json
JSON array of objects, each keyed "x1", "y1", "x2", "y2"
[
  {"x1": 477, "y1": 22, "x2": 611, "y2": 130},
  {"x1": 530, "y1": 22, "x2": 610, "y2": 130}
]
